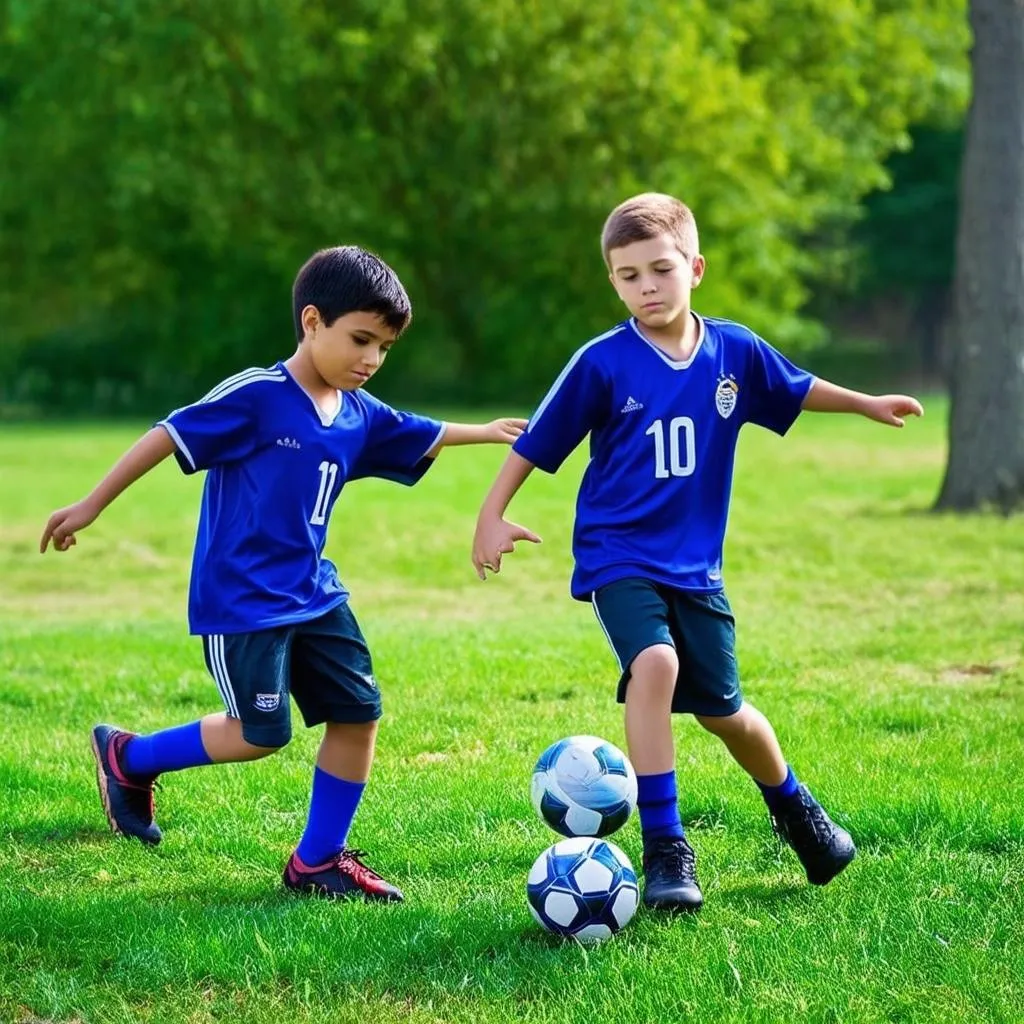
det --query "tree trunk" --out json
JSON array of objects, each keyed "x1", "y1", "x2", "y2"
[{"x1": 935, "y1": 0, "x2": 1024, "y2": 512}]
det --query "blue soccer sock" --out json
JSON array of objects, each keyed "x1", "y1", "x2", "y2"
[
  {"x1": 637, "y1": 770, "x2": 686, "y2": 848},
  {"x1": 121, "y1": 721, "x2": 214, "y2": 777},
  {"x1": 295, "y1": 767, "x2": 366, "y2": 867},
  {"x1": 756, "y1": 764, "x2": 800, "y2": 810}
]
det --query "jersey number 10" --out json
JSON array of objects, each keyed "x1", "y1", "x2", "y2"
[{"x1": 645, "y1": 417, "x2": 696, "y2": 478}]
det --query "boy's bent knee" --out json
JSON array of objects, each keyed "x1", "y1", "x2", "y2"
[
  {"x1": 622, "y1": 643, "x2": 679, "y2": 700},
  {"x1": 695, "y1": 707, "x2": 746, "y2": 736},
  {"x1": 241, "y1": 724, "x2": 292, "y2": 750},
  {"x1": 629, "y1": 644, "x2": 679, "y2": 690}
]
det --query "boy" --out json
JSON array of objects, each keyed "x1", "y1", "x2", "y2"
[
  {"x1": 41, "y1": 245, "x2": 526, "y2": 902},
  {"x1": 472, "y1": 194, "x2": 923, "y2": 912}
]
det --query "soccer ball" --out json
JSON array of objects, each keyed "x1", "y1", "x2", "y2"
[
  {"x1": 530, "y1": 735, "x2": 638, "y2": 837},
  {"x1": 526, "y1": 836, "x2": 639, "y2": 944}
]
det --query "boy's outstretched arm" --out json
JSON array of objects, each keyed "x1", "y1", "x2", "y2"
[
  {"x1": 471, "y1": 451, "x2": 541, "y2": 580},
  {"x1": 427, "y1": 417, "x2": 528, "y2": 456},
  {"x1": 40, "y1": 426, "x2": 177, "y2": 553},
  {"x1": 802, "y1": 379, "x2": 923, "y2": 427}
]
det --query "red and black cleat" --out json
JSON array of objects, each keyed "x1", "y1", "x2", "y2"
[
  {"x1": 90, "y1": 724, "x2": 162, "y2": 845},
  {"x1": 283, "y1": 848, "x2": 404, "y2": 902}
]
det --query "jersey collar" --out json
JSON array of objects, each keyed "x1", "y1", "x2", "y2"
[
  {"x1": 628, "y1": 313, "x2": 706, "y2": 370},
  {"x1": 278, "y1": 362, "x2": 343, "y2": 426}
]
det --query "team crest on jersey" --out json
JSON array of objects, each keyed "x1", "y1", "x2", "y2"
[
  {"x1": 254, "y1": 693, "x2": 281, "y2": 712},
  {"x1": 714, "y1": 375, "x2": 739, "y2": 419}
]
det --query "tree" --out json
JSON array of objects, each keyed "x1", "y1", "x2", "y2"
[
  {"x1": 0, "y1": 0, "x2": 968, "y2": 409},
  {"x1": 936, "y1": 0, "x2": 1024, "y2": 512}
]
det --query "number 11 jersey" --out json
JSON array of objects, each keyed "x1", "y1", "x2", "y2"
[
  {"x1": 160, "y1": 363, "x2": 444, "y2": 634},
  {"x1": 512, "y1": 316, "x2": 814, "y2": 599}
]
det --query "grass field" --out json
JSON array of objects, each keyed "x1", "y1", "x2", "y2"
[{"x1": 1, "y1": 403, "x2": 1022, "y2": 1024}]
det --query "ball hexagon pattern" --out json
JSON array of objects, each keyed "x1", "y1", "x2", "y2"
[{"x1": 526, "y1": 836, "x2": 639, "y2": 943}]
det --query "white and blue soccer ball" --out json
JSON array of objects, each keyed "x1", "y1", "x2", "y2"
[
  {"x1": 530, "y1": 735, "x2": 638, "y2": 838},
  {"x1": 526, "y1": 836, "x2": 639, "y2": 943}
]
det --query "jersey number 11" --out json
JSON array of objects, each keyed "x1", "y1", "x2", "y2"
[{"x1": 310, "y1": 461, "x2": 339, "y2": 525}]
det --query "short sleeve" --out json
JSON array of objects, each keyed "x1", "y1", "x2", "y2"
[
  {"x1": 513, "y1": 350, "x2": 609, "y2": 473},
  {"x1": 743, "y1": 335, "x2": 815, "y2": 436},
  {"x1": 159, "y1": 373, "x2": 263, "y2": 473},
  {"x1": 350, "y1": 394, "x2": 445, "y2": 485}
]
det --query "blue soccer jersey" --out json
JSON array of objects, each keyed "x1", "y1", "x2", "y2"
[
  {"x1": 159, "y1": 363, "x2": 445, "y2": 634},
  {"x1": 513, "y1": 315, "x2": 814, "y2": 599}
]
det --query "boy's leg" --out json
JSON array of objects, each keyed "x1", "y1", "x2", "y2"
[
  {"x1": 296, "y1": 720, "x2": 375, "y2": 866},
  {"x1": 593, "y1": 580, "x2": 702, "y2": 912},
  {"x1": 696, "y1": 706, "x2": 855, "y2": 884},
  {"x1": 92, "y1": 628, "x2": 291, "y2": 845},
  {"x1": 678, "y1": 590, "x2": 857, "y2": 886},
  {"x1": 693, "y1": 702, "x2": 788, "y2": 787},
  {"x1": 671, "y1": 593, "x2": 856, "y2": 888},
  {"x1": 281, "y1": 604, "x2": 402, "y2": 902}
]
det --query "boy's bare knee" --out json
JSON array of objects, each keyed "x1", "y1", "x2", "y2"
[
  {"x1": 246, "y1": 730, "x2": 291, "y2": 753},
  {"x1": 695, "y1": 709, "x2": 745, "y2": 736},
  {"x1": 325, "y1": 720, "x2": 378, "y2": 740},
  {"x1": 631, "y1": 644, "x2": 678, "y2": 680},
  {"x1": 628, "y1": 646, "x2": 679, "y2": 702}
]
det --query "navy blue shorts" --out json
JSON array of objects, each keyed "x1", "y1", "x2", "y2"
[
  {"x1": 200, "y1": 603, "x2": 381, "y2": 747},
  {"x1": 591, "y1": 578, "x2": 742, "y2": 717}
]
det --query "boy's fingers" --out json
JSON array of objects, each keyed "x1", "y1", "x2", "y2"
[
  {"x1": 40, "y1": 514, "x2": 60, "y2": 553},
  {"x1": 511, "y1": 525, "x2": 541, "y2": 544}
]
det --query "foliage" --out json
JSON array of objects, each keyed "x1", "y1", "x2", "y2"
[{"x1": 0, "y1": 0, "x2": 968, "y2": 409}]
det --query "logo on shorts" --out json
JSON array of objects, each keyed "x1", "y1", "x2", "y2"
[
  {"x1": 714, "y1": 375, "x2": 739, "y2": 419},
  {"x1": 254, "y1": 693, "x2": 281, "y2": 712},
  {"x1": 360, "y1": 673, "x2": 377, "y2": 690}
]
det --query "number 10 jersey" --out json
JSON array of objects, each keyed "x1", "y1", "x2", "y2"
[{"x1": 512, "y1": 316, "x2": 814, "y2": 599}]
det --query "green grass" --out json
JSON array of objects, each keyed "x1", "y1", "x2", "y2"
[{"x1": 1, "y1": 402, "x2": 1022, "y2": 1024}]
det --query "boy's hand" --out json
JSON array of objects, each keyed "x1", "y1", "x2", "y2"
[
  {"x1": 40, "y1": 499, "x2": 100, "y2": 553},
  {"x1": 483, "y1": 418, "x2": 528, "y2": 444},
  {"x1": 472, "y1": 515, "x2": 541, "y2": 580},
  {"x1": 864, "y1": 394, "x2": 924, "y2": 427}
]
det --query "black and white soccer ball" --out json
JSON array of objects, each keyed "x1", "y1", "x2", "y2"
[
  {"x1": 526, "y1": 836, "x2": 639, "y2": 943},
  {"x1": 530, "y1": 735, "x2": 638, "y2": 837}
]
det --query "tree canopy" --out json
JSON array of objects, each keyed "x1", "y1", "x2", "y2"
[{"x1": 0, "y1": 0, "x2": 968, "y2": 409}]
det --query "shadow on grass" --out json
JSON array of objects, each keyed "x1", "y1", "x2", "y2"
[
  {"x1": 717, "y1": 880, "x2": 809, "y2": 908},
  {"x1": 4, "y1": 819, "x2": 111, "y2": 845}
]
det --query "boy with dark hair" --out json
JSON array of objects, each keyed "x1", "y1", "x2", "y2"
[
  {"x1": 472, "y1": 194, "x2": 923, "y2": 912},
  {"x1": 42, "y1": 245, "x2": 526, "y2": 902}
]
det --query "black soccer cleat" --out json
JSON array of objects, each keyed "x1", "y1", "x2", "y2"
[
  {"x1": 91, "y1": 724, "x2": 162, "y2": 845},
  {"x1": 642, "y1": 835, "x2": 704, "y2": 912},
  {"x1": 770, "y1": 783, "x2": 856, "y2": 885},
  {"x1": 283, "y1": 848, "x2": 404, "y2": 902}
]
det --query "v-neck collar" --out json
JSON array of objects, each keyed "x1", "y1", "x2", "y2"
[
  {"x1": 628, "y1": 313, "x2": 706, "y2": 370},
  {"x1": 279, "y1": 362, "x2": 342, "y2": 426}
]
